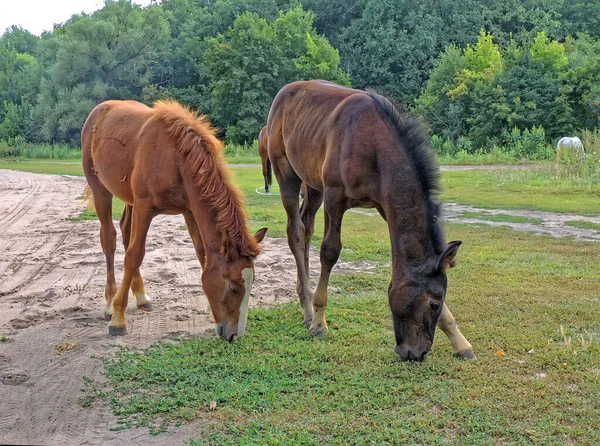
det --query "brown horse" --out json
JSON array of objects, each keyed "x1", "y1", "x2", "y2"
[
  {"x1": 82, "y1": 99, "x2": 267, "y2": 339},
  {"x1": 267, "y1": 80, "x2": 474, "y2": 361},
  {"x1": 258, "y1": 126, "x2": 272, "y2": 193}
]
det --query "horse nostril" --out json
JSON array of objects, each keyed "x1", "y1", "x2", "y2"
[
  {"x1": 227, "y1": 333, "x2": 236, "y2": 343},
  {"x1": 420, "y1": 350, "x2": 429, "y2": 362}
]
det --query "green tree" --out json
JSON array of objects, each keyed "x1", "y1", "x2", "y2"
[
  {"x1": 338, "y1": 0, "x2": 484, "y2": 103},
  {"x1": 0, "y1": 31, "x2": 43, "y2": 140},
  {"x1": 203, "y1": 6, "x2": 349, "y2": 143},
  {"x1": 481, "y1": 0, "x2": 563, "y2": 44},
  {"x1": 530, "y1": 31, "x2": 568, "y2": 73},
  {"x1": 448, "y1": 30, "x2": 503, "y2": 98},
  {"x1": 562, "y1": 34, "x2": 600, "y2": 129},
  {"x1": 31, "y1": 0, "x2": 170, "y2": 142}
]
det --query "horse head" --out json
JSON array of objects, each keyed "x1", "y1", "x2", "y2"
[
  {"x1": 202, "y1": 228, "x2": 268, "y2": 342},
  {"x1": 389, "y1": 241, "x2": 462, "y2": 361}
]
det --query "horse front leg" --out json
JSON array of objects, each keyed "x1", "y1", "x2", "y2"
[
  {"x1": 300, "y1": 185, "x2": 323, "y2": 275},
  {"x1": 310, "y1": 192, "x2": 345, "y2": 338},
  {"x1": 183, "y1": 211, "x2": 206, "y2": 269},
  {"x1": 438, "y1": 303, "x2": 476, "y2": 359},
  {"x1": 120, "y1": 205, "x2": 152, "y2": 312},
  {"x1": 109, "y1": 204, "x2": 154, "y2": 336}
]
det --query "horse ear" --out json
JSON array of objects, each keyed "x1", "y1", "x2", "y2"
[
  {"x1": 438, "y1": 241, "x2": 462, "y2": 273},
  {"x1": 254, "y1": 227, "x2": 268, "y2": 243}
]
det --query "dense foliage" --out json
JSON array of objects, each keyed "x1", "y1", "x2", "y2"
[{"x1": 1, "y1": 0, "x2": 599, "y2": 153}]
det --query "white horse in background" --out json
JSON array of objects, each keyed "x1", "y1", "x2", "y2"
[{"x1": 557, "y1": 136, "x2": 584, "y2": 162}]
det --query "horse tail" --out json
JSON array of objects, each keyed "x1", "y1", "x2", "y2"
[
  {"x1": 266, "y1": 157, "x2": 272, "y2": 188},
  {"x1": 81, "y1": 184, "x2": 95, "y2": 211}
]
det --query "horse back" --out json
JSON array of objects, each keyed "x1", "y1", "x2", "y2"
[
  {"x1": 267, "y1": 80, "x2": 404, "y2": 204},
  {"x1": 82, "y1": 100, "x2": 182, "y2": 209}
]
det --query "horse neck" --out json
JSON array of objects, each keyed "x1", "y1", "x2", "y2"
[
  {"x1": 186, "y1": 182, "x2": 249, "y2": 267},
  {"x1": 383, "y1": 196, "x2": 436, "y2": 281}
]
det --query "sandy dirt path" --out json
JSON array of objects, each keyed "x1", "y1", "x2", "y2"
[{"x1": 0, "y1": 169, "x2": 373, "y2": 445}]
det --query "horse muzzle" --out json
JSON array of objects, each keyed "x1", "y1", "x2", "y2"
[
  {"x1": 216, "y1": 322, "x2": 238, "y2": 343},
  {"x1": 394, "y1": 344, "x2": 431, "y2": 362}
]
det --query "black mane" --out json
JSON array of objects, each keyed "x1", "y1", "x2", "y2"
[{"x1": 367, "y1": 90, "x2": 445, "y2": 254}]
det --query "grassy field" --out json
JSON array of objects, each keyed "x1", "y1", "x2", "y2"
[
  {"x1": 2, "y1": 160, "x2": 600, "y2": 442},
  {"x1": 442, "y1": 168, "x2": 600, "y2": 215},
  {"x1": 81, "y1": 224, "x2": 600, "y2": 444},
  {"x1": 3, "y1": 160, "x2": 600, "y2": 217}
]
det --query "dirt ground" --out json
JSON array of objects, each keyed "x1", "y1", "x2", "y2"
[
  {"x1": 1, "y1": 168, "x2": 598, "y2": 445},
  {"x1": 0, "y1": 169, "x2": 372, "y2": 445}
]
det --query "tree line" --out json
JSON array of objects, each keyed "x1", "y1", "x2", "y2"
[{"x1": 1, "y1": 0, "x2": 599, "y2": 154}]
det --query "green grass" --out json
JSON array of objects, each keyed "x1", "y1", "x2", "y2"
[
  {"x1": 441, "y1": 167, "x2": 600, "y2": 215},
  {"x1": 3, "y1": 160, "x2": 600, "y2": 216},
  {"x1": 0, "y1": 159, "x2": 84, "y2": 176},
  {"x1": 564, "y1": 220, "x2": 600, "y2": 231},
  {"x1": 457, "y1": 211, "x2": 543, "y2": 225},
  {"x1": 82, "y1": 223, "x2": 600, "y2": 443}
]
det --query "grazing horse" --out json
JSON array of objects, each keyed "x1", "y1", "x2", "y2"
[
  {"x1": 82, "y1": 99, "x2": 267, "y2": 339},
  {"x1": 258, "y1": 126, "x2": 272, "y2": 193},
  {"x1": 557, "y1": 136, "x2": 584, "y2": 162},
  {"x1": 266, "y1": 80, "x2": 474, "y2": 361}
]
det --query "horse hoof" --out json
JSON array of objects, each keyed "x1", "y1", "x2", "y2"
[
  {"x1": 453, "y1": 348, "x2": 476, "y2": 360},
  {"x1": 104, "y1": 312, "x2": 112, "y2": 321},
  {"x1": 303, "y1": 319, "x2": 312, "y2": 328},
  {"x1": 309, "y1": 325, "x2": 328, "y2": 338},
  {"x1": 137, "y1": 302, "x2": 153, "y2": 312},
  {"x1": 108, "y1": 326, "x2": 127, "y2": 336}
]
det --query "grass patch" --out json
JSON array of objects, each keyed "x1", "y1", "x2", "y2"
[
  {"x1": 457, "y1": 211, "x2": 543, "y2": 225},
  {"x1": 82, "y1": 223, "x2": 600, "y2": 443},
  {"x1": 0, "y1": 159, "x2": 84, "y2": 176},
  {"x1": 4, "y1": 160, "x2": 600, "y2": 216},
  {"x1": 442, "y1": 167, "x2": 600, "y2": 215},
  {"x1": 564, "y1": 220, "x2": 600, "y2": 231}
]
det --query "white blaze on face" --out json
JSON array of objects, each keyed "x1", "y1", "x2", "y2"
[{"x1": 238, "y1": 267, "x2": 254, "y2": 337}]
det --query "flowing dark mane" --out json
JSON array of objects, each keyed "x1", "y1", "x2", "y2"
[
  {"x1": 152, "y1": 100, "x2": 260, "y2": 259},
  {"x1": 366, "y1": 91, "x2": 445, "y2": 253}
]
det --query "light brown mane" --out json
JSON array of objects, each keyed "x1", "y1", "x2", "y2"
[{"x1": 152, "y1": 100, "x2": 260, "y2": 259}]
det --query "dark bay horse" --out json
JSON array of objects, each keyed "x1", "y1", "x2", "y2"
[
  {"x1": 267, "y1": 80, "x2": 474, "y2": 361},
  {"x1": 82, "y1": 99, "x2": 267, "y2": 339}
]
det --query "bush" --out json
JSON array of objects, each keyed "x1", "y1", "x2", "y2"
[
  {"x1": 0, "y1": 139, "x2": 81, "y2": 159},
  {"x1": 580, "y1": 128, "x2": 600, "y2": 155},
  {"x1": 503, "y1": 126, "x2": 553, "y2": 160},
  {"x1": 224, "y1": 140, "x2": 261, "y2": 164}
]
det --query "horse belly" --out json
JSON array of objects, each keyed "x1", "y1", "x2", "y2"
[{"x1": 92, "y1": 138, "x2": 136, "y2": 205}]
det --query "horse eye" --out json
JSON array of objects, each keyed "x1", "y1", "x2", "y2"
[
  {"x1": 227, "y1": 283, "x2": 240, "y2": 294},
  {"x1": 429, "y1": 300, "x2": 441, "y2": 311}
]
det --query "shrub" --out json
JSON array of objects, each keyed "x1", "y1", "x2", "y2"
[
  {"x1": 503, "y1": 126, "x2": 553, "y2": 160},
  {"x1": 224, "y1": 140, "x2": 261, "y2": 163}
]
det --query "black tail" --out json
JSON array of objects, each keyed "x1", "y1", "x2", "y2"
[{"x1": 266, "y1": 157, "x2": 272, "y2": 188}]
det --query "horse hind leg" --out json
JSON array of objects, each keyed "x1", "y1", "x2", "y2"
[
  {"x1": 120, "y1": 205, "x2": 152, "y2": 311},
  {"x1": 270, "y1": 158, "x2": 313, "y2": 326},
  {"x1": 438, "y1": 303, "x2": 476, "y2": 359},
  {"x1": 88, "y1": 184, "x2": 118, "y2": 321},
  {"x1": 310, "y1": 189, "x2": 345, "y2": 338},
  {"x1": 109, "y1": 202, "x2": 154, "y2": 335}
]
